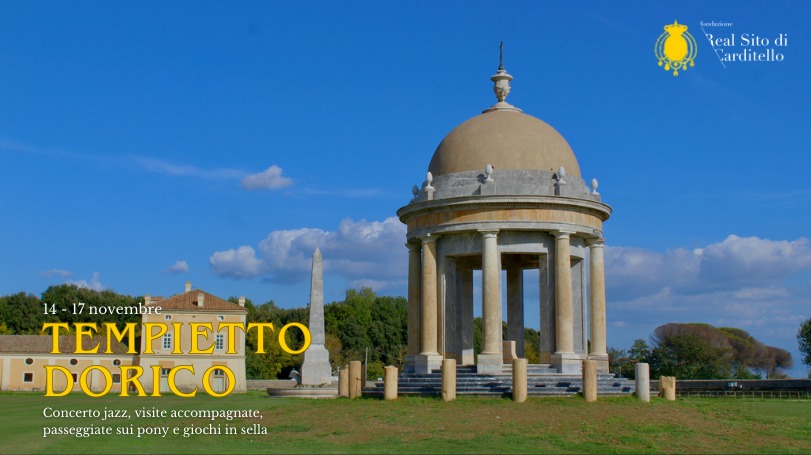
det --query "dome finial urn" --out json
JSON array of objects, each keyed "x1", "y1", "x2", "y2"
[{"x1": 484, "y1": 42, "x2": 522, "y2": 114}]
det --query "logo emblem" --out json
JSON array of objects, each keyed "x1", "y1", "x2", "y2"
[{"x1": 655, "y1": 20, "x2": 698, "y2": 76}]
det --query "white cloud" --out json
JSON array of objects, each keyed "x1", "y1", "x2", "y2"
[
  {"x1": 300, "y1": 188, "x2": 385, "y2": 198},
  {"x1": 697, "y1": 235, "x2": 811, "y2": 287},
  {"x1": 209, "y1": 246, "x2": 265, "y2": 278},
  {"x1": 605, "y1": 246, "x2": 699, "y2": 299},
  {"x1": 209, "y1": 217, "x2": 407, "y2": 287},
  {"x1": 133, "y1": 156, "x2": 244, "y2": 180},
  {"x1": 67, "y1": 272, "x2": 104, "y2": 291},
  {"x1": 41, "y1": 269, "x2": 71, "y2": 278},
  {"x1": 162, "y1": 260, "x2": 189, "y2": 275},
  {"x1": 730, "y1": 286, "x2": 789, "y2": 300},
  {"x1": 604, "y1": 235, "x2": 811, "y2": 373},
  {"x1": 0, "y1": 137, "x2": 39, "y2": 153},
  {"x1": 240, "y1": 165, "x2": 293, "y2": 190},
  {"x1": 606, "y1": 235, "x2": 811, "y2": 299}
]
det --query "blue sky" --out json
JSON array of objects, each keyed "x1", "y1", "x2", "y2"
[{"x1": 2, "y1": 2, "x2": 809, "y2": 376}]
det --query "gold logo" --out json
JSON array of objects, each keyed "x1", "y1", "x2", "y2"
[{"x1": 655, "y1": 20, "x2": 698, "y2": 76}]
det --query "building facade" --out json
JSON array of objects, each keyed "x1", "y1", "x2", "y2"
[
  {"x1": 0, "y1": 283, "x2": 248, "y2": 394},
  {"x1": 139, "y1": 284, "x2": 248, "y2": 394},
  {"x1": 0, "y1": 335, "x2": 135, "y2": 393}
]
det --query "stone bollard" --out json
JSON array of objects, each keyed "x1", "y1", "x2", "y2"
[
  {"x1": 512, "y1": 358, "x2": 527, "y2": 403},
  {"x1": 384, "y1": 366, "x2": 398, "y2": 401},
  {"x1": 660, "y1": 376, "x2": 676, "y2": 401},
  {"x1": 441, "y1": 359, "x2": 456, "y2": 402},
  {"x1": 338, "y1": 365, "x2": 349, "y2": 398},
  {"x1": 635, "y1": 363, "x2": 650, "y2": 402},
  {"x1": 582, "y1": 359, "x2": 597, "y2": 402},
  {"x1": 349, "y1": 360, "x2": 362, "y2": 399}
]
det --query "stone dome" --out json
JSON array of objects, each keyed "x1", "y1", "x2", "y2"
[{"x1": 427, "y1": 109, "x2": 582, "y2": 178}]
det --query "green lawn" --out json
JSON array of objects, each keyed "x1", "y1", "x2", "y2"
[{"x1": 1, "y1": 392, "x2": 809, "y2": 454}]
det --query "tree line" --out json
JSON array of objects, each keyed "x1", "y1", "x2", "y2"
[
  {"x1": 0, "y1": 285, "x2": 542, "y2": 380},
  {"x1": 608, "y1": 323, "x2": 795, "y2": 380},
  {"x1": 3, "y1": 285, "x2": 808, "y2": 380},
  {"x1": 0, "y1": 285, "x2": 142, "y2": 335}
]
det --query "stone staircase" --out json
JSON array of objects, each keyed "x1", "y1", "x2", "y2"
[{"x1": 364, "y1": 364, "x2": 635, "y2": 398}]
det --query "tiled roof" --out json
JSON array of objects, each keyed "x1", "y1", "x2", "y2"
[
  {"x1": 0, "y1": 335, "x2": 131, "y2": 355},
  {"x1": 146, "y1": 289, "x2": 246, "y2": 313}
]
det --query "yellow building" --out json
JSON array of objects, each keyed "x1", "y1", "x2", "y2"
[
  {"x1": 139, "y1": 283, "x2": 248, "y2": 394},
  {"x1": 0, "y1": 335, "x2": 134, "y2": 393},
  {"x1": 0, "y1": 283, "x2": 248, "y2": 394}
]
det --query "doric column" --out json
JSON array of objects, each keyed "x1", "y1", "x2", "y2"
[
  {"x1": 506, "y1": 262, "x2": 525, "y2": 358},
  {"x1": 481, "y1": 230, "x2": 501, "y2": 355},
  {"x1": 554, "y1": 231, "x2": 574, "y2": 355},
  {"x1": 414, "y1": 236, "x2": 442, "y2": 374},
  {"x1": 405, "y1": 242, "x2": 422, "y2": 371},
  {"x1": 550, "y1": 231, "x2": 582, "y2": 373},
  {"x1": 538, "y1": 252, "x2": 554, "y2": 364},
  {"x1": 459, "y1": 265, "x2": 475, "y2": 365},
  {"x1": 588, "y1": 238, "x2": 609, "y2": 372},
  {"x1": 477, "y1": 230, "x2": 503, "y2": 374},
  {"x1": 420, "y1": 236, "x2": 438, "y2": 356}
]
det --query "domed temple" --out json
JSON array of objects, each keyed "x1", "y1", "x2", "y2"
[{"x1": 398, "y1": 53, "x2": 610, "y2": 376}]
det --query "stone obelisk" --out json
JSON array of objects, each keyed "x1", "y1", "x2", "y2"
[{"x1": 301, "y1": 248, "x2": 333, "y2": 386}]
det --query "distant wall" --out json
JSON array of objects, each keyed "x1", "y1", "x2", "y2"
[
  {"x1": 649, "y1": 379, "x2": 811, "y2": 393},
  {"x1": 247, "y1": 379, "x2": 295, "y2": 391}
]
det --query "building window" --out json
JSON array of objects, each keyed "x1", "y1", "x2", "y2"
[
  {"x1": 23, "y1": 373, "x2": 33, "y2": 382},
  {"x1": 215, "y1": 334, "x2": 224, "y2": 350},
  {"x1": 112, "y1": 374, "x2": 121, "y2": 384},
  {"x1": 25, "y1": 358, "x2": 33, "y2": 365},
  {"x1": 164, "y1": 315, "x2": 172, "y2": 320},
  {"x1": 113, "y1": 359, "x2": 121, "y2": 366},
  {"x1": 217, "y1": 315, "x2": 224, "y2": 321},
  {"x1": 213, "y1": 369, "x2": 224, "y2": 377},
  {"x1": 71, "y1": 373, "x2": 78, "y2": 383},
  {"x1": 163, "y1": 333, "x2": 172, "y2": 350},
  {"x1": 70, "y1": 359, "x2": 78, "y2": 366},
  {"x1": 160, "y1": 368, "x2": 170, "y2": 377}
]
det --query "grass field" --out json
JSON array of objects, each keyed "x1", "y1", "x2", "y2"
[{"x1": 1, "y1": 392, "x2": 809, "y2": 454}]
